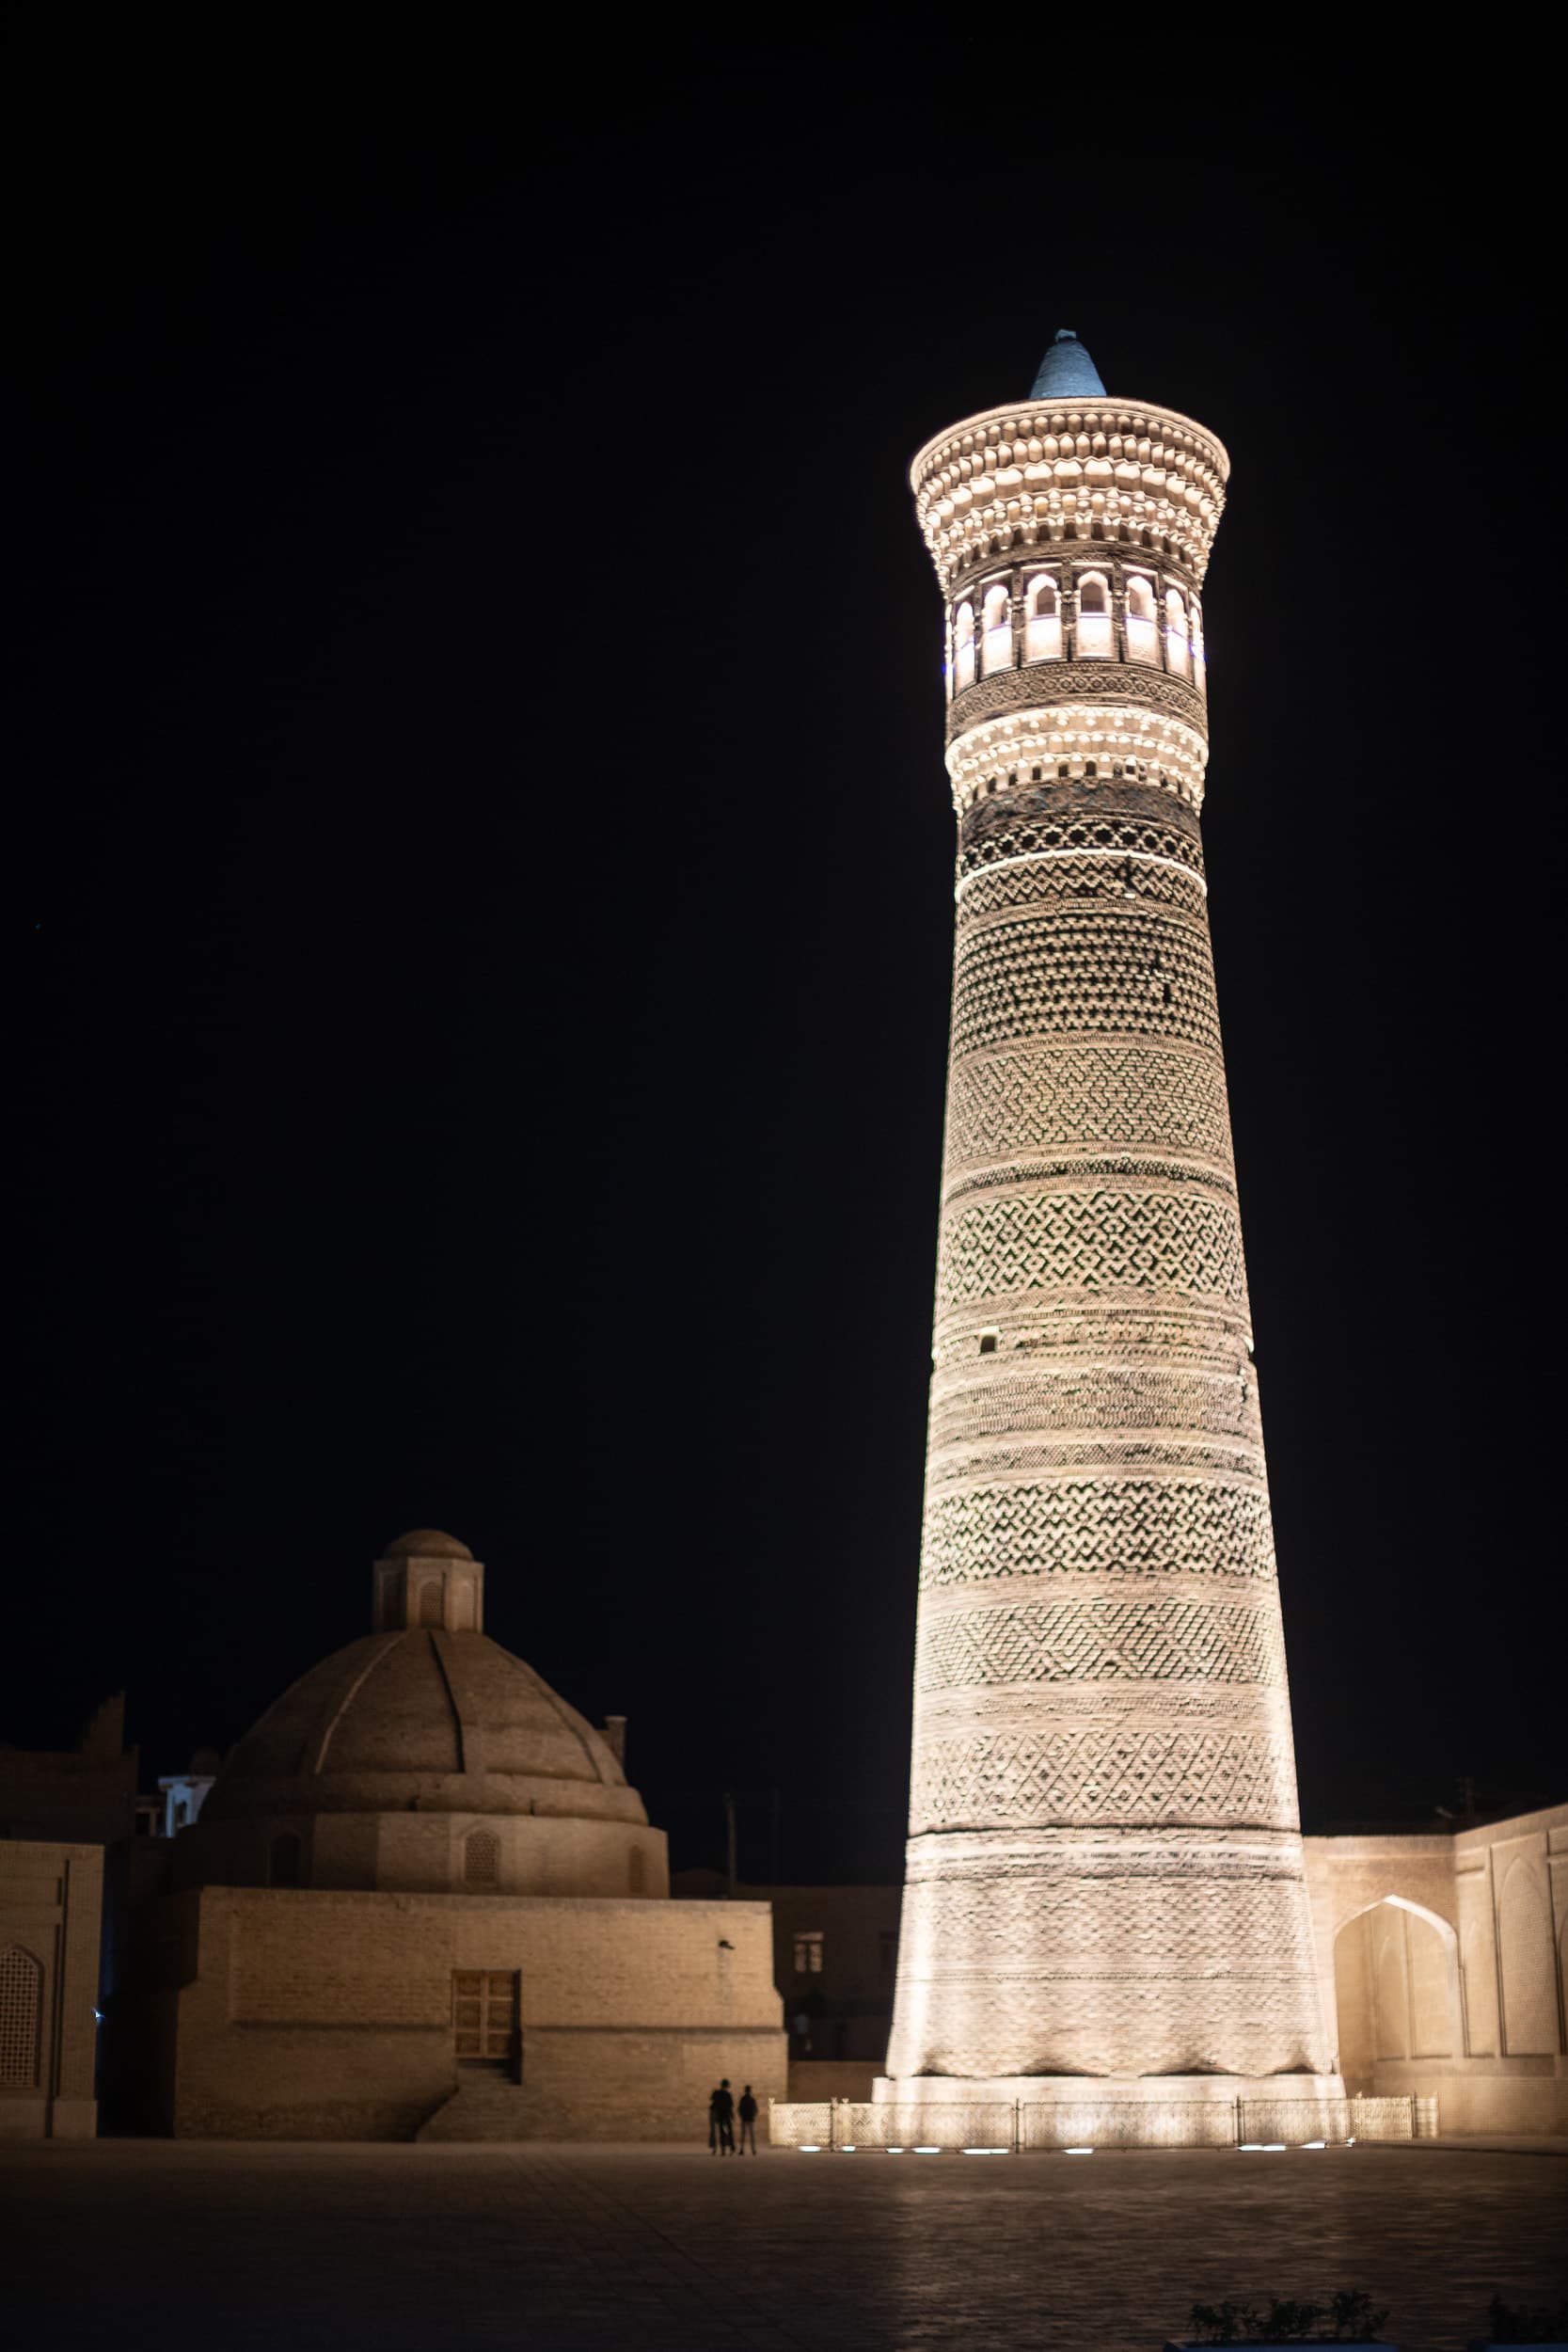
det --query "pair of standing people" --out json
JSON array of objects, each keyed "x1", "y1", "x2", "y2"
[{"x1": 707, "y1": 2078, "x2": 758, "y2": 2153}]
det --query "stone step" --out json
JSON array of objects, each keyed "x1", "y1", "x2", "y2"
[{"x1": 415, "y1": 2078, "x2": 554, "y2": 2143}]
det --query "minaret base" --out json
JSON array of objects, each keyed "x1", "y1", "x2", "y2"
[
  {"x1": 873, "y1": 2072, "x2": 1348, "y2": 2145},
  {"x1": 877, "y1": 2073, "x2": 1344, "y2": 2103}
]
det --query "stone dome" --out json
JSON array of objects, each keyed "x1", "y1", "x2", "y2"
[
  {"x1": 1029, "y1": 327, "x2": 1106, "y2": 401},
  {"x1": 203, "y1": 1628, "x2": 646, "y2": 1826},
  {"x1": 380, "y1": 1528, "x2": 472, "y2": 1560}
]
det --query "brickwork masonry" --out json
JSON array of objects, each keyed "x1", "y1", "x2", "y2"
[{"x1": 126, "y1": 1887, "x2": 787, "y2": 2140}]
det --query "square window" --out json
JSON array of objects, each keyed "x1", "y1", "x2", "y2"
[{"x1": 451, "y1": 1968, "x2": 516, "y2": 2061}]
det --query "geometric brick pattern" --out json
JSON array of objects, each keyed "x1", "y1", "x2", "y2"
[
  {"x1": 942, "y1": 654, "x2": 1212, "y2": 739},
  {"x1": 885, "y1": 380, "x2": 1333, "y2": 2092},
  {"x1": 919, "y1": 1477, "x2": 1277, "y2": 1587},
  {"x1": 927, "y1": 1363, "x2": 1259, "y2": 1451},
  {"x1": 958, "y1": 806, "x2": 1205, "y2": 884},
  {"x1": 949, "y1": 908, "x2": 1221, "y2": 1057},
  {"x1": 893, "y1": 1846, "x2": 1325, "y2": 2077},
  {"x1": 0, "y1": 1944, "x2": 42, "y2": 2088},
  {"x1": 910, "y1": 1723, "x2": 1301, "y2": 1833},
  {"x1": 917, "y1": 1597, "x2": 1283, "y2": 1691},
  {"x1": 944, "y1": 1044, "x2": 1234, "y2": 1170},
  {"x1": 938, "y1": 1188, "x2": 1248, "y2": 1309},
  {"x1": 957, "y1": 853, "x2": 1209, "y2": 918}
]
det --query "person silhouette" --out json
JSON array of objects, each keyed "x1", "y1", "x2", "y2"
[
  {"x1": 708, "y1": 2077, "x2": 736, "y2": 2153},
  {"x1": 736, "y1": 2084, "x2": 758, "y2": 2154}
]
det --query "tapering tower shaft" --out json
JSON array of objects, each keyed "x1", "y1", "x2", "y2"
[{"x1": 884, "y1": 347, "x2": 1332, "y2": 2091}]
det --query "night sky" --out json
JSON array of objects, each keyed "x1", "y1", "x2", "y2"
[{"x1": 10, "y1": 27, "x2": 1557, "y2": 1879}]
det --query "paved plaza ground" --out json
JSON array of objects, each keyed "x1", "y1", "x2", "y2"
[{"x1": 1, "y1": 2139, "x2": 1562, "y2": 2351}]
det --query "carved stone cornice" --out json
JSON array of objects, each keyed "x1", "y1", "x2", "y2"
[
  {"x1": 911, "y1": 397, "x2": 1229, "y2": 596},
  {"x1": 911, "y1": 397, "x2": 1229, "y2": 493},
  {"x1": 947, "y1": 699, "x2": 1210, "y2": 814}
]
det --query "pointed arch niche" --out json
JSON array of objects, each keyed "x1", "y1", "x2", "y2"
[
  {"x1": 954, "y1": 600, "x2": 975, "y2": 691},
  {"x1": 980, "y1": 582, "x2": 1013, "y2": 675},
  {"x1": 1332, "y1": 1895, "x2": 1463, "y2": 2090}
]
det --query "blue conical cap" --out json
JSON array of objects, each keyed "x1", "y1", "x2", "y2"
[{"x1": 1030, "y1": 329, "x2": 1105, "y2": 401}]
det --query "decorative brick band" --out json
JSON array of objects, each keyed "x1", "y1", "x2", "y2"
[{"x1": 948, "y1": 660, "x2": 1209, "y2": 744}]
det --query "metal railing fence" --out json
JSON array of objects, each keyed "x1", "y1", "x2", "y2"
[
  {"x1": 833, "y1": 2103, "x2": 1015, "y2": 2150},
  {"x1": 1023, "y1": 2100, "x2": 1237, "y2": 2150}
]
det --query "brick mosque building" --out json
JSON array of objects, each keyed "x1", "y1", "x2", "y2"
[{"x1": 112, "y1": 1531, "x2": 786, "y2": 2139}]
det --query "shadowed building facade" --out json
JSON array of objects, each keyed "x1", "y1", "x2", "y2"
[
  {"x1": 119, "y1": 1532, "x2": 786, "y2": 2138},
  {"x1": 881, "y1": 334, "x2": 1338, "y2": 2109}
]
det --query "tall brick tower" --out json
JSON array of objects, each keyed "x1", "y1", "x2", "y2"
[{"x1": 881, "y1": 333, "x2": 1337, "y2": 2113}]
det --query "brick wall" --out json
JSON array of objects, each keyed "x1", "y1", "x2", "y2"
[
  {"x1": 0, "y1": 1839, "x2": 103, "y2": 2139},
  {"x1": 134, "y1": 1886, "x2": 787, "y2": 2138},
  {"x1": 1302, "y1": 1805, "x2": 1568, "y2": 2135}
]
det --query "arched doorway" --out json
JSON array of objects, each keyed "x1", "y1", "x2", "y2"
[{"x1": 1332, "y1": 1896, "x2": 1461, "y2": 2090}]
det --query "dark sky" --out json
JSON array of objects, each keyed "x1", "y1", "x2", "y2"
[{"x1": 10, "y1": 26, "x2": 1557, "y2": 1879}]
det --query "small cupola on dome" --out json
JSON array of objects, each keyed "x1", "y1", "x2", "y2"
[
  {"x1": 1030, "y1": 328, "x2": 1106, "y2": 401},
  {"x1": 373, "y1": 1530, "x2": 483, "y2": 1633}
]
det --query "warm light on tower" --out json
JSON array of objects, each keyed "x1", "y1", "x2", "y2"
[{"x1": 880, "y1": 331, "x2": 1338, "y2": 2117}]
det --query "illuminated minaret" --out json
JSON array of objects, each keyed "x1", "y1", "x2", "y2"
[{"x1": 882, "y1": 333, "x2": 1337, "y2": 2107}]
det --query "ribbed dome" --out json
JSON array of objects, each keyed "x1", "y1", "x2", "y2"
[
  {"x1": 380, "y1": 1528, "x2": 472, "y2": 1560},
  {"x1": 203, "y1": 1629, "x2": 644, "y2": 1825}
]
